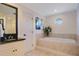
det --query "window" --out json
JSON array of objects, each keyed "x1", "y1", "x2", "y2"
[
  {"x1": 55, "y1": 18, "x2": 63, "y2": 25},
  {"x1": 35, "y1": 17, "x2": 42, "y2": 30}
]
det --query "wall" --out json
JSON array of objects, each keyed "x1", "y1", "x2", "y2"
[
  {"x1": 77, "y1": 5, "x2": 79, "y2": 43},
  {"x1": 6, "y1": 3, "x2": 42, "y2": 52},
  {"x1": 46, "y1": 10, "x2": 77, "y2": 39}
]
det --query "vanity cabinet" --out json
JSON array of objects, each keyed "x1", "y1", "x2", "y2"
[{"x1": 0, "y1": 40, "x2": 26, "y2": 56}]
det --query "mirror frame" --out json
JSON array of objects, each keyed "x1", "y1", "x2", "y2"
[{"x1": 1, "y1": 3, "x2": 18, "y2": 40}]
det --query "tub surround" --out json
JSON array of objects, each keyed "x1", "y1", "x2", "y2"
[
  {"x1": 37, "y1": 37, "x2": 79, "y2": 55},
  {"x1": 36, "y1": 33, "x2": 76, "y2": 40},
  {"x1": 50, "y1": 33, "x2": 76, "y2": 39}
]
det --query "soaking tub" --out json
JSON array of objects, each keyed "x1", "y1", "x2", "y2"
[{"x1": 37, "y1": 37, "x2": 79, "y2": 55}]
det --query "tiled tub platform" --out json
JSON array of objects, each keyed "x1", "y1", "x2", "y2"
[{"x1": 37, "y1": 37, "x2": 79, "y2": 56}]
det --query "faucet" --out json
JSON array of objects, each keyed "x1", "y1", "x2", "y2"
[{"x1": 8, "y1": 35, "x2": 13, "y2": 39}]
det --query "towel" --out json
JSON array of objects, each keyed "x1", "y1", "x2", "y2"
[{"x1": 0, "y1": 24, "x2": 4, "y2": 37}]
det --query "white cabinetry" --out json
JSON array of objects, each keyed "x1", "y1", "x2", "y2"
[{"x1": 0, "y1": 40, "x2": 25, "y2": 56}]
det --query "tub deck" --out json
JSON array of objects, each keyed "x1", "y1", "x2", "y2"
[{"x1": 37, "y1": 37, "x2": 79, "y2": 56}]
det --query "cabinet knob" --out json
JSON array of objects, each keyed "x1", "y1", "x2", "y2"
[{"x1": 13, "y1": 49, "x2": 17, "y2": 52}]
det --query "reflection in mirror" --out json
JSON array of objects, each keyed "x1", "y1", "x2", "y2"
[{"x1": 0, "y1": 3, "x2": 17, "y2": 42}]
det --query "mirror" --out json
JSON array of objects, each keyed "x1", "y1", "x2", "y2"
[
  {"x1": 55, "y1": 18, "x2": 63, "y2": 25},
  {"x1": 0, "y1": 3, "x2": 18, "y2": 42}
]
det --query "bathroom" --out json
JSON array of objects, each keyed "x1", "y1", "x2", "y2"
[
  {"x1": 0, "y1": 3, "x2": 79, "y2": 56},
  {"x1": 26, "y1": 3, "x2": 79, "y2": 55}
]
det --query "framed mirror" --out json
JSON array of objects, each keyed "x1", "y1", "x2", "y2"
[{"x1": 0, "y1": 3, "x2": 18, "y2": 42}]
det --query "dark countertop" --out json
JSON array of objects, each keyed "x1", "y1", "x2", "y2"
[{"x1": 0, "y1": 39, "x2": 25, "y2": 44}]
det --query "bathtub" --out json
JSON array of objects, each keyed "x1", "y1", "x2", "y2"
[
  {"x1": 39, "y1": 37, "x2": 76, "y2": 44},
  {"x1": 37, "y1": 37, "x2": 79, "y2": 55}
]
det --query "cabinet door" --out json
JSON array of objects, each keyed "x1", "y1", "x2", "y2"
[{"x1": 11, "y1": 41, "x2": 25, "y2": 56}]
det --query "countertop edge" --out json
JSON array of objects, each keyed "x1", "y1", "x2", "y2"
[{"x1": 0, "y1": 39, "x2": 25, "y2": 44}]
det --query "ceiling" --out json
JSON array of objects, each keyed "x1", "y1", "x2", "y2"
[{"x1": 18, "y1": 3, "x2": 79, "y2": 16}]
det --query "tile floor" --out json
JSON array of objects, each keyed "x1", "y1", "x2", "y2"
[
  {"x1": 25, "y1": 48, "x2": 70, "y2": 56},
  {"x1": 25, "y1": 49, "x2": 55, "y2": 56}
]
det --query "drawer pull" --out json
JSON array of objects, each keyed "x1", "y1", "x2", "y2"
[{"x1": 13, "y1": 49, "x2": 17, "y2": 52}]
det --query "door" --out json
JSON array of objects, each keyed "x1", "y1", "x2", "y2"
[{"x1": 25, "y1": 16, "x2": 34, "y2": 52}]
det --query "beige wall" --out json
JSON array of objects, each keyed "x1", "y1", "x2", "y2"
[
  {"x1": 46, "y1": 11, "x2": 76, "y2": 38},
  {"x1": 77, "y1": 6, "x2": 79, "y2": 43},
  {"x1": 46, "y1": 10, "x2": 76, "y2": 35}
]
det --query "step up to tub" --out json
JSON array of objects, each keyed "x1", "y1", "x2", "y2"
[{"x1": 37, "y1": 39, "x2": 79, "y2": 56}]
